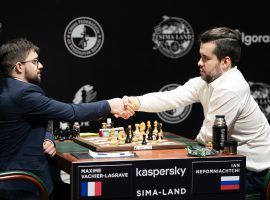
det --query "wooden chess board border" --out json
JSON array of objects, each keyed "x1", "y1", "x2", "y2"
[{"x1": 73, "y1": 136, "x2": 187, "y2": 152}]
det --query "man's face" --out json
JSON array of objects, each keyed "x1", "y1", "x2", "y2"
[
  {"x1": 197, "y1": 42, "x2": 223, "y2": 83},
  {"x1": 23, "y1": 50, "x2": 43, "y2": 83}
]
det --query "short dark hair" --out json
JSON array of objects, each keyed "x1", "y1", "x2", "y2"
[
  {"x1": 198, "y1": 27, "x2": 242, "y2": 67},
  {"x1": 0, "y1": 38, "x2": 39, "y2": 76}
]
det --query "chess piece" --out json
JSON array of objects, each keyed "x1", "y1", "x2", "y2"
[
  {"x1": 133, "y1": 124, "x2": 140, "y2": 142},
  {"x1": 156, "y1": 132, "x2": 163, "y2": 143},
  {"x1": 125, "y1": 125, "x2": 132, "y2": 143},
  {"x1": 139, "y1": 122, "x2": 146, "y2": 141},
  {"x1": 153, "y1": 120, "x2": 158, "y2": 140},
  {"x1": 108, "y1": 129, "x2": 115, "y2": 141},
  {"x1": 146, "y1": 121, "x2": 152, "y2": 134},
  {"x1": 109, "y1": 130, "x2": 118, "y2": 145},
  {"x1": 146, "y1": 121, "x2": 153, "y2": 140},
  {"x1": 101, "y1": 122, "x2": 106, "y2": 129},
  {"x1": 106, "y1": 118, "x2": 114, "y2": 128},
  {"x1": 118, "y1": 130, "x2": 125, "y2": 145},
  {"x1": 158, "y1": 123, "x2": 163, "y2": 139},
  {"x1": 153, "y1": 120, "x2": 158, "y2": 134},
  {"x1": 206, "y1": 141, "x2": 213, "y2": 149},
  {"x1": 142, "y1": 134, "x2": 147, "y2": 145},
  {"x1": 131, "y1": 130, "x2": 137, "y2": 142},
  {"x1": 72, "y1": 122, "x2": 80, "y2": 138}
]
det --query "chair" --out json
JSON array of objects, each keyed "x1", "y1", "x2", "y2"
[
  {"x1": 245, "y1": 169, "x2": 270, "y2": 200},
  {"x1": 0, "y1": 170, "x2": 48, "y2": 200},
  {"x1": 265, "y1": 170, "x2": 270, "y2": 200}
]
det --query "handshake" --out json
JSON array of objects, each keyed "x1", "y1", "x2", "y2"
[{"x1": 107, "y1": 96, "x2": 140, "y2": 119}]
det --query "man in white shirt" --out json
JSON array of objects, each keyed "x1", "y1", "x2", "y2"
[{"x1": 124, "y1": 27, "x2": 270, "y2": 195}]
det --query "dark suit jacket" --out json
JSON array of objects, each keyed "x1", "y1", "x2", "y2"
[{"x1": 0, "y1": 77, "x2": 110, "y2": 196}]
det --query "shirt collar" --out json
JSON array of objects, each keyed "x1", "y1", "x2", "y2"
[{"x1": 209, "y1": 66, "x2": 238, "y2": 89}]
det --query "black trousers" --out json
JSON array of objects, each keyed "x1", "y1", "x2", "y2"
[{"x1": 245, "y1": 168, "x2": 268, "y2": 199}]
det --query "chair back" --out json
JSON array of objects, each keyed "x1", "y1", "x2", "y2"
[
  {"x1": 0, "y1": 170, "x2": 48, "y2": 200},
  {"x1": 264, "y1": 170, "x2": 270, "y2": 200}
]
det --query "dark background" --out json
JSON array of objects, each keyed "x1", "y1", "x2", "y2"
[{"x1": 1, "y1": 0, "x2": 269, "y2": 139}]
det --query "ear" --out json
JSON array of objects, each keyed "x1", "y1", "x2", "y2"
[
  {"x1": 13, "y1": 62, "x2": 24, "y2": 74},
  {"x1": 221, "y1": 56, "x2": 232, "y2": 71}
]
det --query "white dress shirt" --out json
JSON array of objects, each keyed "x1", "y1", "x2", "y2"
[{"x1": 138, "y1": 67, "x2": 270, "y2": 172}]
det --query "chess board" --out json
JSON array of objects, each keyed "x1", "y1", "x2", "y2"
[{"x1": 73, "y1": 136, "x2": 187, "y2": 152}]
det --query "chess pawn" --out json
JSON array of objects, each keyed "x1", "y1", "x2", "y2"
[
  {"x1": 142, "y1": 134, "x2": 147, "y2": 145},
  {"x1": 132, "y1": 130, "x2": 138, "y2": 142},
  {"x1": 156, "y1": 132, "x2": 163, "y2": 143},
  {"x1": 101, "y1": 122, "x2": 106, "y2": 129}
]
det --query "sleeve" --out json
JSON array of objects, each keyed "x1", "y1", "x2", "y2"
[
  {"x1": 21, "y1": 84, "x2": 111, "y2": 122},
  {"x1": 197, "y1": 89, "x2": 241, "y2": 144},
  {"x1": 138, "y1": 78, "x2": 201, "y2": 112},
  {"x1": 44, "y1": 131, "x2": 55, "y2": 146}
]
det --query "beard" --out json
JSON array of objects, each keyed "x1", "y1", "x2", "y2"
[
  {"x1": 200, "y1": 63, "x2": 222, "y2": 84},
  {"x1": 201, "y1": 74, "x2": 214, "y2": 83},
  {"x1": 25, "y1": 73, "x2": 41, "y2": 84}
]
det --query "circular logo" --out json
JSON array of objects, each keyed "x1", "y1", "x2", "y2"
[
  {"x1": 157, "y1": 83, "x2": 192, "y2": 124},
  {"x1": 249, "y1": 81, "x2": 270, "y2": 120},
  {"x1": 73, "y1": 84, "x2": 97, "y2": 104},
  {"x1": 64, "y1": 17, "x2": 104, "y2": 58},
  {"x1": 152, "y1": 16, "x2": 194, "y2": 59}
]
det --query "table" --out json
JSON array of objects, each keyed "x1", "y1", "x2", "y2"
[{"x1": 52, "y1": 132, "x2": 246, "y2": 200}]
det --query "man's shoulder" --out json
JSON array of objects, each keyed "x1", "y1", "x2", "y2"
[
  {"x1": 6, "y1": 77, "x2": 43, "y2": 92},
  {"x1": 1, "y1": 78, "x2": 44, "y2": 101}
]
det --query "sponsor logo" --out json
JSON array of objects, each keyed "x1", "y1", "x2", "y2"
[
  {"x1": 72, "y1": 84, "x2": 97, "y2": 127},
  {"x1": 64, "y1": 17, "x2": 104, "y2": 58},
  {"x1": 249, "y1": 81, "x2": 270, "y2": 120},
  {"x1": 73, "y1": 84, "x2": 97, "y2": 104},
  {"x1": 81, "y1": 181, "x2": 102, "y2": 197},
  {"x1": 220, "y1": 176, "x2": 240, "y2": 190},
  {"x1": 152, "y1": 16, "x2": 194, "y2": 58},
  {"x1": 136, "y1": 188, "x2": 187, "y2": 197},
  {"x1": 135, "y1": 166, "x2": 186, "y2": 178},
  {"x1": 242, "y1": 32, "x2": 270, "y2": 46},
  {"x1": 157, "y1": 83, "x2": 192, "y2": 124}
]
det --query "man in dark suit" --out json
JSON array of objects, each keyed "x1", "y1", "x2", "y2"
[{"x1": 0, "y1": 38, "x2": 134, "y2": 199}]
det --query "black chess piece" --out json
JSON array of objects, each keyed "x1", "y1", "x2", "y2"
[
  {"x1": 125, "y1": 128, "x2": 132, "y2": 143},
  {"x1": 146, "y1": 122, "x2": 153, "y2": 140},
  {"x1": 142, "y1": 134, "x2": 147, "y2": 145},
  {"x1": 158, "y1": 123, "x2": 164, "y2": 139},
  {"x1": 147, "y1": 131, "x2": 153, "y2": 140},
  {"x1": 155, "y1": 134, "x2": 159, "y2": 141}
]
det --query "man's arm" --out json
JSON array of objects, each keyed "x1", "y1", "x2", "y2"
[
  {"x1": 44, "y1": 131, "x2": 56, "y2": 157},
  {"x1": 21, "y1": 84, "x2": 134, "y2": 121}
]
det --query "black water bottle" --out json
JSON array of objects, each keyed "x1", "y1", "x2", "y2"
[{"x1": 212, "y1": 115, "x2": 227, "y2": 151}]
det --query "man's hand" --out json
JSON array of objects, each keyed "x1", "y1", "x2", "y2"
[
  {"x1": 122, "y1": 96, "x2": 140, "y2": 111},
  {"x1": 108, "y1": 98, "x2": 135, "y2": 119},
  {"x1": 43, "y1": 140, "x2": 56, "y2": 157}
]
